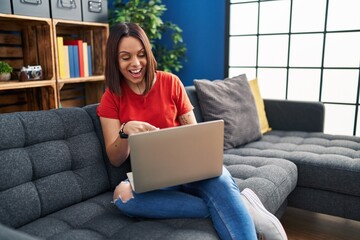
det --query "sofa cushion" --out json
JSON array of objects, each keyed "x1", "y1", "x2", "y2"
[
  {"x1": 226, "y1": 130, "x2": 360, "y2": 197},
  {"x1": 224, "y1": 154, "x2": 297, "y2": 214},
  {"x1": 0, "y1": 108, "x2": 110, "y2": 228},
  {"x1": 18, "y1": 192, "x2": 219, "y2": 240},
  {"x1": 194, "y1": 74, "x2": 261, "y2": 149},
  {"x1": 226, "y1": 130, "x2": 360, "y2": 220},
  {"x1": 0, "y1": 223, "x2": 38, "y2": 240},
  {"x1": 225, "y1": 130, "x2": 360, "y2": 220},
  {"x1": 16, "y1": 154, "x2": 297, "y2": 240}
]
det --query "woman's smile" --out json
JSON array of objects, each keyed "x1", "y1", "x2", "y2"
[{"x1": 129, "y1": 68, "x2": 143, "y2": 79}]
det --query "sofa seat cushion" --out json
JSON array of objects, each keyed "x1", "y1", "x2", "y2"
[
  {"x1": 17, "y1": 155, "x2": 298, "y2": 240},
  {"x1": 19, "y1": 192, "x2": 219, "y2": 240},
  {"x1": 225, "y1": 130, "x2": 360, "y2": 198},
  {"x1": 223, "y1": 154, "x2": 297, "y2": 214}
]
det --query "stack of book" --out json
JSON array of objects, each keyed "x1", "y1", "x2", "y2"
[{"x1": 56, "y1": 37, "x2": 93, "y2": 79}]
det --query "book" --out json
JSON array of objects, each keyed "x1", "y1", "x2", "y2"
[
  {"x1": 64, "y1": 39, "x2": 84, "y2": 77},
  {"x1": 82, "y1": 42, "x2": 89, "y2": 77},
  {"x1": 87, "y1": 45, "x2": 92, "y2": 76},
  {"x1": 68, "y1": 45, "x2": 75, "y2": 78},
  {"x1": 73, "y1": 45, "x2": 80, "y2": 77},
  {"x1": 62, "y1": 45, "x2": 70, "y2": 79},
  {"x1": 56, "y1": 37, "x2": 70, "y2": 79}
]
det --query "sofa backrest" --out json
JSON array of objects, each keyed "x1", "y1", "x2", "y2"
[
  {"x1": 0, "y1": 108, "x2": 110, "y2": 228},
  {"x1": 83, "y1": 104, "x2": 131, "y2": 189},
  {"x1": 185, "y1": 86, "x2": 204, "y2": 123}
]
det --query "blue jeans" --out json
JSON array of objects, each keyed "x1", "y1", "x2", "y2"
[{"x1": 114, "y1": 167, "x2": 257, "y2": 240}]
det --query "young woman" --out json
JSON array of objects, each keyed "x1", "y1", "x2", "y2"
[{"x1": 97, "y1": 22, "x2": 287, "y2": 240}]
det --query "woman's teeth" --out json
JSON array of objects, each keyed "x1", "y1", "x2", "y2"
[
  {"x1": 129, "y1": 69, "x2": 142, "y2": 78},
  {"x1": 130, "y1": 69, "x2": 141, "y2": 74}
]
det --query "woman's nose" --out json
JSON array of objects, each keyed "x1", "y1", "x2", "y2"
[{"x1": 132, "y1": 57, "x2": 141, "y2": 66}]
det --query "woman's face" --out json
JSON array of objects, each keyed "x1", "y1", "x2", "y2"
[{"x1": 118, "y1": 36, "x2": 147, "y2": 85}]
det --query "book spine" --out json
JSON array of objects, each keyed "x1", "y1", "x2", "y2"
[
  {"x1": 83, "y1": 42, "x2": 89, "y2": 77},
  {"x1": 87, "y1": 45, "x2": 92, "y2": 76},
  {"x1": 62, "y1": 45, "x2": 70, "y2": 79},
  {"x1": 73, "y1": 45, "x2": 80, "y2": 77},
  {"x1": 68, "y1": 46, "x2": 75, "y2": 78},
  {"x1": 77, "y1": 40, "x2": 84, "y2": 77},
  {"x1": 56, "y1": 37, "x2": 66, "y2": 79}
]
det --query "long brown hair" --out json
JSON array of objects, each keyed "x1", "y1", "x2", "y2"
[{"x1": 105, "y1": 22, "x2": 157, "y2": 95}]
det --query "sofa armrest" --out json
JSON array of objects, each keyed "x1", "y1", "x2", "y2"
[
  {"x1": 0, "y1": 224, "x2": 40, "y2": 240},
  {"x1": 264, "y1": 99, "x2": 325, "y2": 132}
]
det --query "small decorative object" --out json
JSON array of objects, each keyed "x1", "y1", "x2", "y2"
[
  {"x1": 0, "y1": 61, "x2": 13, "y2": 81},
  {"x1": 19, "y1": 65, "x2": 43, "y2": 81}
]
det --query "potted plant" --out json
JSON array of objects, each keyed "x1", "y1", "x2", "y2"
[
  {"x1": 0, "y1": 61, "x2": 13, "y2": 81},
  {"x1": 109, "y1": 0, "x2": 186, "y2": 73}
]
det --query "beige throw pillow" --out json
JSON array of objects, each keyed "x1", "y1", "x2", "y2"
[{"x1": 249, "y1": 78, "x2": 272, "y2": 134}]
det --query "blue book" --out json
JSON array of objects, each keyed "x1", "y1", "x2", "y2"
[
  {"x1": 73, "y1": 45, "x2": 80, "y2": 77},
  {"x1": 68, "y1": 46, "x2": 75, "y2": 78},
  {"x1": 87, "y1": 45, "x2": 92, "y2": 76}
]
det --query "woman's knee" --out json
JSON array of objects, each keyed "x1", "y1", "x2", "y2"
[
  {"x1": 198, "y1": 167, "x2": 238, "y2": 191},
  {"x1": 113, "y1": 181, "x2": 134, "y2": 203},
  {"x1": 211, "y1": 167, "x2": 234, "y2": 183}
]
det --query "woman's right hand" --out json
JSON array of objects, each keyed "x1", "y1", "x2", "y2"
[
  {"x1": 123, "y1": 121, "x2": 159, "y2": 136},
  {"x1": 100, "y1": 118, "x2": 159, "y2": 167}
]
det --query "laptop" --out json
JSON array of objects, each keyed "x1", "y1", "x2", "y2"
[{"x1": 127, "y1": 119, "x2": 224, "y2": 193}]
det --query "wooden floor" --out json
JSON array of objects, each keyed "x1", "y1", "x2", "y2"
[{"x1": 280, "y1": 207, "x2": 360, "y2": 240}]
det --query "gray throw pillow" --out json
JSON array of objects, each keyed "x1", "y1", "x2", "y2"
[{"x1": 193, "y1": 74, "x2": 261, "y2": 149}]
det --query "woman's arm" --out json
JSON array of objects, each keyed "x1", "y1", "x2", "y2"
[
  {"x1": 100, "y1": 117, "x2": 159, "y2": 167},
  {"x1": 100, "y1": 117, "x2": 130, "y2": 167},
  {"x1": 178, "y1": 110, "x2": 197, "y2": 125}
]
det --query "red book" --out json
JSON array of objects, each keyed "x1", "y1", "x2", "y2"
[{"x1": 64, "y1": 39, "x2": 84, "y2": 77}]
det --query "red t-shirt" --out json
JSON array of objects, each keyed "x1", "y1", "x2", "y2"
[{"x1": 97, "y1": 71, "x2": 193, "y2": 129}]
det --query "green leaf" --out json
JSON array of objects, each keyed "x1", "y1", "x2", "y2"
[{"x1": 0, "y1": 61, "x2": 13, "y2": 73}]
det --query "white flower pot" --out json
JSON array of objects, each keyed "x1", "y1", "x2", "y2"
[{"x1": 0, "y1": 72, "x2": 11, "y2": 81}]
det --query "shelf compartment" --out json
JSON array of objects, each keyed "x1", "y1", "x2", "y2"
[
  {"x1": 53, "y1": 19, "x2": 108, "y2": 107},
  {"x1": 53, "y1": 19, "x2": 109, "y2": 80},
  {"x1": 0, "y1": 13, "x2": 55, "y2": 86},
  {"x1": 59, "y1": 82, "x2": 104, "y2": 108},
  {"x1": 0, "y1": 13, "x2": 58, "y2": 112},
  {"x1": 0, "y1": 86, "x2": 56, "y2": 113}
]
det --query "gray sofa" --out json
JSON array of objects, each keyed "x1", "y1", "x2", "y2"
[{"x1": 0, "y1": 86, "x2": 359, "y2": 240}]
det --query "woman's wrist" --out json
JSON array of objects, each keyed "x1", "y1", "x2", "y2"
[{"x1": 119, "y1": 122, "x2": 128, "y2": 139}]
